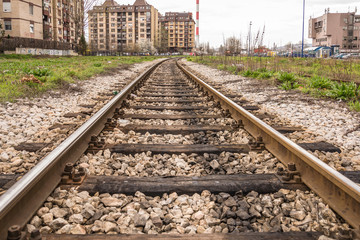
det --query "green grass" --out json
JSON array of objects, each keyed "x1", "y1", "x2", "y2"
[
  {"x1": 189, "y1": 56, "x2": 360, "y2": 111},
  {"x1": 308, "y1": 76, "x2": 332, "y2": 89},
  {"x1": 0, "y1": 55, "x2": 158, "y2": 102},
  {"x1": 326, "y1": 81, "x2": 358, "y2": 101},
  {"x1": 278, "y1": 72, "x2": 296, "y2": 83},
  {"x1": 349, "y1": 100, "x2": 360, "y2": 112}
]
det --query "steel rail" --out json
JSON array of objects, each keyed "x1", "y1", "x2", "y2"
[
  {"x1": 177, "y1": 61, "x2": 360, "y2": 233},
  {"x1": 0, "y1": 59, "x2": 167, "y2": 239}
]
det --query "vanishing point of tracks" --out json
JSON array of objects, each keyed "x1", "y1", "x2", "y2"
[{"x1": 1, "y1": 59, "x2": 360, "y2": 239}]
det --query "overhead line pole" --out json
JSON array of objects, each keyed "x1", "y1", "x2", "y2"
[
  {"x1": 196, "y1": 0, "x2": 200, "y2": 48},
  {"x1": 301, "y1": 0, "x2": 305, "y2": 57}
]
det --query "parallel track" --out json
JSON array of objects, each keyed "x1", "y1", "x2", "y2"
[{"x1": 0, "y1": 59, "x2": 360, "y2": 239}]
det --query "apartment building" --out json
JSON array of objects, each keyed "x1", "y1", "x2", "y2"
[
  {"x1": 159, "y1": 12, "x2": 195, "y2": 52},
  {"x1": 309, "y1": 10, "x2": 360, "y2": 50},
  {"x1": 88, "y1": 0, "x2": 159, "y2": 52},
  {"x1": 1, "y1": 0, "x2": 43, "y2": 39},
  {"x1": 43, "y1": 0, "x2": 84, "y2": 43},
  {"x1": 1, "y1": 0, "x2": 83, "y2": 44}
]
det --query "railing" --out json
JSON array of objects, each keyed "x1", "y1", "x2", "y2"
[{"x1": 0, "y1": 37, "x2": 73, "y2": 51}]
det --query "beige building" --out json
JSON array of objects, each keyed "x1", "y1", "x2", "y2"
[
  {"x1": 1, "y1": 0, "x2": 43, "y2": 39},
  {"x1": 88, "y1": 0, "x2": 159, "y2": 52},
  {"x1": 1, "y1": 0, "x2": 83, "y2": 44},
  {"x1": 159, "y1": 12, "x2": 195, "y2": 52},
  {"x1": 309, "y1": 10, "x2": 360, "y2": 50},
  {"x1": 44, "y1": 0, "x2": 84, "y2": 43}
]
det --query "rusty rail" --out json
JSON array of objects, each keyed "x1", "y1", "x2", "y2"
[
  {"x1": 0, "y1": 59, "x2": 167, "y2": 239},
  {"x1": 177, "y1": 60, "x2": 360, "y2": 234}
]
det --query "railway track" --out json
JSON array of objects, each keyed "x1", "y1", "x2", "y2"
[{"x1": 0, "y1": 59, "x2": 360, "y2": 239}]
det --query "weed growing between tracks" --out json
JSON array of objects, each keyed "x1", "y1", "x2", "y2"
[
  {"x1": 188, "y1": 56, "x2": 360, "y2": 111},
  {"x1": 0, "y1": 55, "x2": 158, "y2": 102}
]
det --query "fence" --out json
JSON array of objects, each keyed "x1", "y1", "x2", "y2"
[{"x1": 0, "y1": 37, "x2": 74, "y2": 51}]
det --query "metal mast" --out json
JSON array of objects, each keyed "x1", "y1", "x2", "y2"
[{"x1": 196, "y1": 0, "x2": 200, "y2": 47}]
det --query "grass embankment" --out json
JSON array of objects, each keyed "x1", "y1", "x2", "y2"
[
  {"x1": 0, "y1": 55, "x2": 158, "y2": 102},
  {"x1": 187, "y1": 56, "x2": 360, "y2": 111}
]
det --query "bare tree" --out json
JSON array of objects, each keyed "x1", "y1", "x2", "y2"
[
  {"x1": 226, "y1": 36, "x2": 241, "y2": 55},
  {"x1": 84, "y1": 0, "x2": 101, "y2": 30},
  {"x1": 0, "y1": 21, "x2": 5, "y2": 52},
  {"x1": 155, "y1": 27, "x2": 169, "y2": 53}
]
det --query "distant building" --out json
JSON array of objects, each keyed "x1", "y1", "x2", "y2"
[
  {"x1": 254, "y1": 46, "x2": 270, "y2": 55},
  {"x1": 309, "y1": 10, "x2": 360, "y2": 51},
  {"x1": 43, "y1": 0, "x2": 84, "y2": 43},
  {"x1": 88, "y1": 0, "x2": 160, "y2": 52},
  {"x1": 159, "y1": 12, "x2": 195, "y2": 52},
  {"x1": 1, "y1": 0, "x2": 44, "y2": 39},
  {"x1": 1, "y1": 0, "x2": 83, "y2": 44}
]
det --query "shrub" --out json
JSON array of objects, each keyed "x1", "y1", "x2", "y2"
[
  {"x1": 349, "y1": 100, "x2": 360, "y2": 111},
  {"x1": 308, "y1": 76, "x2": 332, "y2": 89},
  {"x1": 259, "y1": 71, "x2": 273, "y2": 79},
  {"x1": 251, "y1": 71, "x2": 260, "y2": 78},
  {"x1": 32, "y1": 67, "x2": 51, "y2": 77},
  {"x1": 280, "y1": 81, "x2": 299, "y2": 90},
  {"x1": 257, "y1": 67, "x2": 268, "y2": 73},
  {"x1": 278, "y1": 72, "x2": 296, "y2": 83},
  {"x1": 217, "y1": 64, "x2": 226, "y2": 71},
  {"x1": 227, "y1": 65, "x2": 238, "y2": 74},
  {"x1": 327, "y1": 81, "x2": 358, "y2": 100},
  {"x1": 242, "y1": 70, "x2": 253, "y2": 77}
]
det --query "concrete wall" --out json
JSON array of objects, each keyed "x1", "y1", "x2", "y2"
[{"x1": 15, "y1": 47, "x2": 78, "y2": 56}]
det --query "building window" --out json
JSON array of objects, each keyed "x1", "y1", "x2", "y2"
[
  {"x1": 4, "y1": 20, "x2": 11, "y2": 30},
  {"x1": 29, "y1": 4, "x2": 33, "y2": 15},
  {"x1": 30, "y1": 23, "x2": 34, "y2": 33},
  {"x1": 3, "y1": 1, "x2": 11, "y2": 12}
]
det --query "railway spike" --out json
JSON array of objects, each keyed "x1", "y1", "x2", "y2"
[
  {"x1": 7, "y1": 225, "x2": 23, "y2": 240},
  {"x1": 63, "y1": 163, "x2": 74, "y2": 177}
]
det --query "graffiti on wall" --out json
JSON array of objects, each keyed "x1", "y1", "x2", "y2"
[{"x1": 15, "y1": 48, "x2": 77, "y2": 56}]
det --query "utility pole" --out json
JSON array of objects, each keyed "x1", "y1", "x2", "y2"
[
  {"x1": 196, "y1": 0, "x2": 200, "y2": 48},
  {"x1": 248, "y1": 21, "x2": 252, "y2": 56},
  {"x1": 301, "y1": 0, "x2": 305, "y2": 57}
]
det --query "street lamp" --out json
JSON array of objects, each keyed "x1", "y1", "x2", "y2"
[{"x1": 301, "y1": 0, "x2": 305, "y2": 57}]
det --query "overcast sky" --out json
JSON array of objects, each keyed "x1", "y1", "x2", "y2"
[{"x1": 95, "y1": 0, "x2": 359, "y2": 48}]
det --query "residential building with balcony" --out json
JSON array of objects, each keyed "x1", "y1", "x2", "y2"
[
  {"x1": 44, "y1": 0, "x2": 84, "y2": 43},
  {"x1": 1, "y1": 0, "x2": 43, "y2": 39},
  {"x1": 88, "y1": 0, "x2": 159, "y2": 52},
  {"x1": 1, "y1": 0, "x2": 83, "y2": 44},
  {"x1": 159, "y1": 12, "x2": 195, "y2": 52},
  {"x1": 309, "y1": 10, "x2": 360, "y2": 51}
]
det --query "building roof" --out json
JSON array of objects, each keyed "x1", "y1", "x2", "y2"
[
  {"x1": 102, "y1": 0, "x2": 119, "y2": 7},
  {"x1": 133, "y1": 0, "x2": 149, "y2": 6}
]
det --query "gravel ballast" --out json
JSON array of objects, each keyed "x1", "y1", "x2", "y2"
[
  {"x1": 181, "y1": 59, "x2": 360, "y2": 172},
  {"x1": 0, "y1": 59, "x2": 163, "y2": 176},
  {"x1": 27, "y1": 188, "x2": 351, "y2": 239}
]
